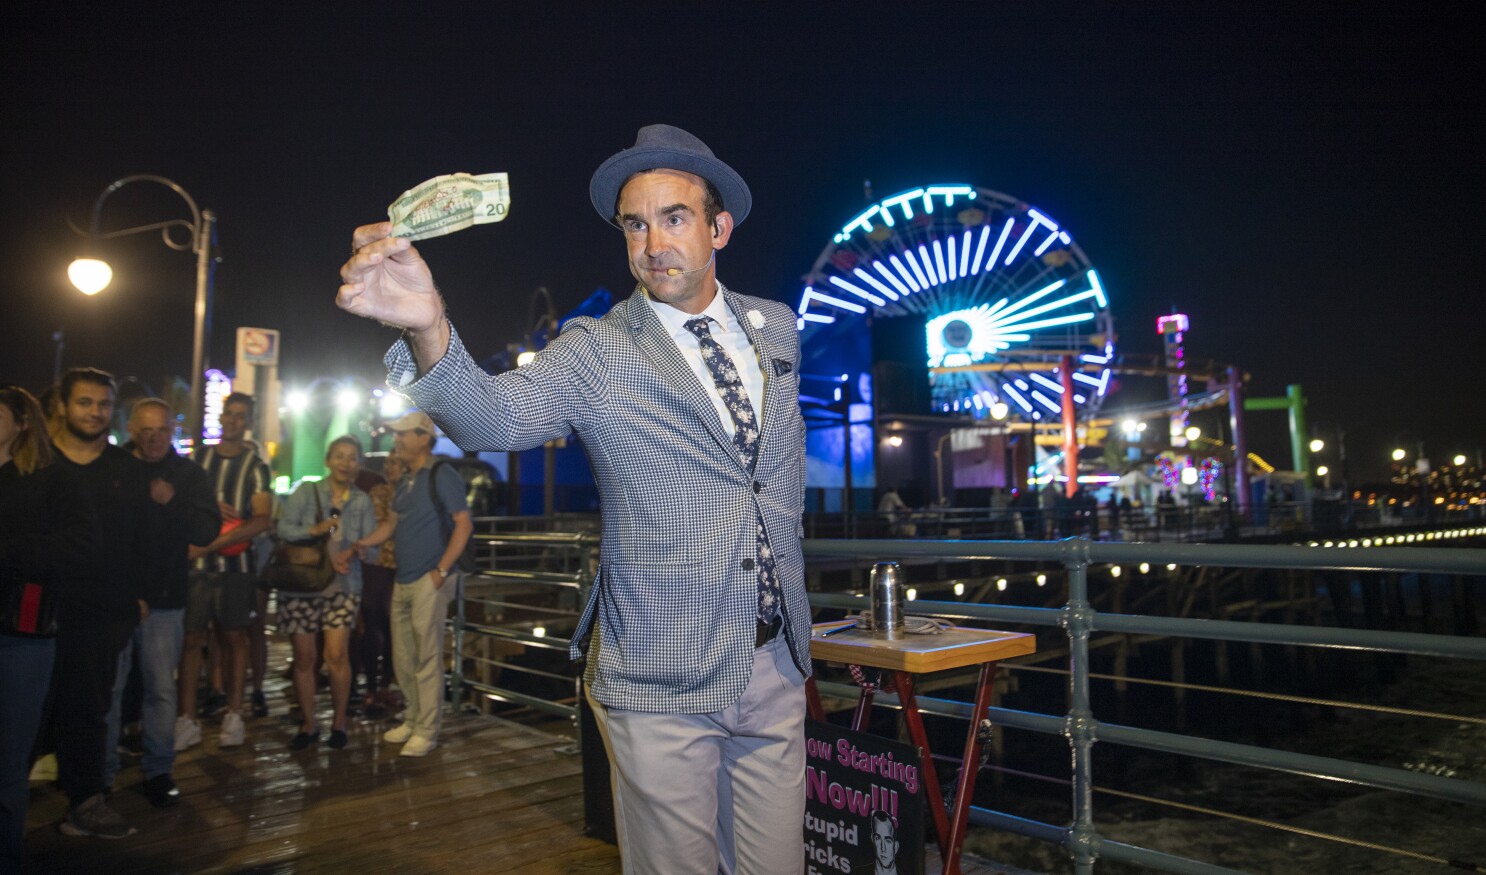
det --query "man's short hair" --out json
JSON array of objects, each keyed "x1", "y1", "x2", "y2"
[
  {"x1": 699, "y1": 177, "x2": 724, "y2": 228},
  {"x1": 129, "y1": 397, "x2": 173, "y2": 423},
  {"x1": 59, "y1": 367, "x2": 117, "y2": 404},
  {"x1": 223, "y1": 392, "x2": 255, "y2": 415}
]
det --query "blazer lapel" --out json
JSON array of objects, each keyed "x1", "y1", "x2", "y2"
[{"x1": 624, "y1": 290, "x2": 743, "y2": 472}]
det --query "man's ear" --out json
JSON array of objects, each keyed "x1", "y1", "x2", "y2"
[{"x1": 711, "y1": 210, "x2": 734, "y2": 249}]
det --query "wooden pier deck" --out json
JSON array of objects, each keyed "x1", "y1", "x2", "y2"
[
  {"x1": 24, "y1": 659, "x2": 1021, "y2": 875},
  {"x1": 24, "y1": 688, "x2": 619, "y2": 874}
]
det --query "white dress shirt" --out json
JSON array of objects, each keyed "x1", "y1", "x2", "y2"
[{"x1": 644, "y1": 284, "x2": 766, "y2": 439}]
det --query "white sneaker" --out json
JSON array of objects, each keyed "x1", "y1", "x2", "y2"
[
  {"x1": 382, "y1": 723, "x2": 414, "y2": 744},
  {"x1": 399, "y1": 736, "x2": 437, "y2": 757},
  {"x1": 219, "y1": 711, "x2": 245, "y2": 748},
  {"x1": 174, "y1": 717, "x2": 202, "y2": 752},
  {"x1": 29, "y1": 753, "x2": 57, "y2": 782}
]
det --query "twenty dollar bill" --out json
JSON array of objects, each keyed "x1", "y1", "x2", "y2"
[{"x1": 387, "y1": 172, "x2": 510, "y2": 241}]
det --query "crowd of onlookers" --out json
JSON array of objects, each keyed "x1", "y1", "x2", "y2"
[{"x1": 1, "y1": 369, "x2": 472, "y2": 871}]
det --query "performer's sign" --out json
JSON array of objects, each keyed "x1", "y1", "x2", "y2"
[{"x1": 804, "y1": 719, "x2": 924, "y2": 875}]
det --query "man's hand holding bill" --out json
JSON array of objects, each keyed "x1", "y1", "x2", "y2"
[{"x1": 337, "y1": 222, "x2": 450, "y2": 369}]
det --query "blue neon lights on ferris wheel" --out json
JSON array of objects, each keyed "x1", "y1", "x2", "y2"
[
  {"x1": 803, "y1": 193, "x2": 1095, "y2": 326},
  {"x1": 801, "y1": 182, "x2": 1116, "y2": 422},
  {"x1": 834, "y1": 185, "x2": 978, "y2": 244}
]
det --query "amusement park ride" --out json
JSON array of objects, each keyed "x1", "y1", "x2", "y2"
[{"x1": 793, "y1": 182, "x2": 1314, "y2": 515}]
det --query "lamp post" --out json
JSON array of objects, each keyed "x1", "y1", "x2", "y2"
[{"x1": 69, "y1": 175, "x2": 217, "y2": 444}]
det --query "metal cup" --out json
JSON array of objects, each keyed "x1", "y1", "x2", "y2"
[{"x1": 869, "y1": 562, "x2": 905, "y2": 639}]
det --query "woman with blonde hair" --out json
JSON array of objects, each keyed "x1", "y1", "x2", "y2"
[{"x1": 1, "y1": 385, "x2": 95, "y2": 865}]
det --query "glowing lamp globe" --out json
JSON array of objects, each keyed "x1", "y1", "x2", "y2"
[
  {"x1": 1454, "y1": 454, "x2": 1468, "y2": 467},
  {"x1": 1181, "y1": 466, "x2": 1199, "y2": 485},
  {"x1": 1309, "y1": 439, "x2": 1324, "y2": 453},
  {"x1": 68, "y1": 258, "x2": 113, "y2": 295},
  {"x1": 1184, "y1": 426, "x2": 1201, "y2": 442},
  {"x1": 1392, "y1": 448, "x2": 1407, "y2": 462}
]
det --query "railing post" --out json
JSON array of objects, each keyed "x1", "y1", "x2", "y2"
[
  {"x1": 1059, "y1": 538, "x2": 1100, "y2": 873},
  {"x1": 450, "y1": 573, "x2": 466, "y2": 714}
]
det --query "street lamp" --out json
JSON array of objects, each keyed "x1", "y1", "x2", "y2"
[
  {"x1": 1309, "y1": 438, "x2": 1325, "y2": 453},
  {"x1": 1454, "y1": 454, "x2": 1468, "y2": 467},
  {"x1": 69, "y1": 175, "x2": 217, "y2": 443},
  {"x1": 1392, "y1": 448, "x2": 1407, "y2": 462}
]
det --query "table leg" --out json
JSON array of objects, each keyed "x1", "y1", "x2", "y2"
[
  {"x1": 894, "y1": 671, "x2": 951, "y2": 863},
  {"x1": 805, "y1": 676, "x2": 825, "y2": 722},
  {"x1": 850, "y1": 687, "x2": 877, "y2": 732},
  {"x1": 942, "y1": 660, "x2": 1000, "y2": 875}
]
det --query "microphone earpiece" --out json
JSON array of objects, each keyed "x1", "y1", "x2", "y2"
[{"x1": 665, "y1": 252, "x2": 717, "y2": 277}]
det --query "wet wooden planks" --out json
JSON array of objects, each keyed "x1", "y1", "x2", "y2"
[{"x1": 24, "y1": 706, "x2": 620, "y2": 874}]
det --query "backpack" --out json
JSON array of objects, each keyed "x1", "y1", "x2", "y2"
[{"x1": 429, "y1": 461, "x2": 477, "y2": 573}]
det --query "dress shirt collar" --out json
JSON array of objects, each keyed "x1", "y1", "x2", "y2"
[{"x1": 642, "y1": 282, "x2": 735, "y2": 340}]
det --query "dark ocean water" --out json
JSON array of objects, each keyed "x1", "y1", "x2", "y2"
[{"x1": 961, "y1": 653, "x2": 1486, "y2": 874}]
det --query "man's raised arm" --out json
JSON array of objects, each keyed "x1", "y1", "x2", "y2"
[{"x1": 337, "y1": 221, "x2": 450, "y2": 371}]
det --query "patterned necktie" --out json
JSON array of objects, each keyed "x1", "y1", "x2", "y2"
[{"x1": 684, "y1": 316, "x2": 780, "y2": 624}]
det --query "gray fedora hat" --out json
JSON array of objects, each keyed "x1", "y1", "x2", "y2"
[{"x1": 589, "y1": 124, "x2": 752, "y2": 227}]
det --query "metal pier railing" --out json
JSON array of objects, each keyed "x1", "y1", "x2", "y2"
[
  {"x1": 805, "y1": 531, "x2": 1486, "y2": 874},
  {"x1": 446, "y1": 518, "x2": 1486, "y2": 873}
]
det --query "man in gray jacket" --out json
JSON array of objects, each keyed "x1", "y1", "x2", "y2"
[{"x1": 337, "y1": 125, "x2": 810, "y2": 874}]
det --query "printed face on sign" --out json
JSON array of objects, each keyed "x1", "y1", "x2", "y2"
[{"x1": 871, "y1": 811, "x2": 900, "y2": 870}]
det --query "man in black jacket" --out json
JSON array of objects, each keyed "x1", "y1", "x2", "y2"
[
  {"x1": 102, "y1": 398, "x2": 219, "y2": 807},
  {"x1": 47, "y1": 368, "x2": 149, "y2": 839}
]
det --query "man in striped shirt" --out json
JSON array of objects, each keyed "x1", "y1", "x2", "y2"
[{"x1": 178, "y1": 393, "x2": 273, "y2": 749}]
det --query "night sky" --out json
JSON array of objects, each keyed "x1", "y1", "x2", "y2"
[{"x1": 4, "y1": 6, "x2": 1481, "y2": 482}]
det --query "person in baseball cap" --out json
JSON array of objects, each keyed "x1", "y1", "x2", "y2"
[{"x1": 384, "y1": 411, "x2": 435, "y2": 435}]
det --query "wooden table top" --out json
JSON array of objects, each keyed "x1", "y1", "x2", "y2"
[{"x1": 808, "y1": 621, "x2": 1036, "y2": 673}]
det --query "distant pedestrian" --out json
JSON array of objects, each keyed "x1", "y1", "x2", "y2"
[
  {"x1": 47, "y1": 368, "x2": 150, "y2": 839},
  {"x1": 102, "y1": 399, "x2": 218, "y2": 807},
  {"x1": 1, "y1": 384, "x2": 96, "y2": 866},
  {"x1": 359, "y1": 453, "x2": 404, "y2": 716},
  {"x1": 181, "y1": 393, "x2": 273, "y2": 751},
  {"x1": 277, "y1": 436, "x2": 375, "y2": 750},
  {"x1": 878, "y1": 487, "x2": 915, "y2": 537},
  {"x1": 349, "y1": 413, "x2": 472, "y2": 757}
]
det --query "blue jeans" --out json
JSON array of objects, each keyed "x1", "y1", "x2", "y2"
[
  {"x1": 1, "y1": 635, "x2": 54, "y2": 874},
  {"x1": 104, "y1": 609, "x2": 183, "y2": 786}
]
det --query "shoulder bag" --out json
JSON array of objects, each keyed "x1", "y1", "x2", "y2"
[{"x1": 263, "y1": 485, "x2": 337, "y2": 594}]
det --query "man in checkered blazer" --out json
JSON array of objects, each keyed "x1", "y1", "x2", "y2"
[{"x1": 339, "y1": 125, "x2": 811, "y2": 874}]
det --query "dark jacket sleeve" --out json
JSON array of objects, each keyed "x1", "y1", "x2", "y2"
[
  {"x1": 0, "y1": 465, "x2": 98, "y2": 584},
  {"x1": 169, "y1": 460, "x2": 223, "y2": 547}
]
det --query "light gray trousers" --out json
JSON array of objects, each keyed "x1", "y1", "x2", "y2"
[{"x1": 589, "y1": 634, "x2": 807, "y2": 875}]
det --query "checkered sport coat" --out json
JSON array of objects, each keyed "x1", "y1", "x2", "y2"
[{"x1": 386, "y1": 284, "x2": 812, "y2": 714}]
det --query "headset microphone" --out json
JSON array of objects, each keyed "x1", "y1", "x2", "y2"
[{"x1": 665, "y1": 251, "x2": 716, "y2": 277}]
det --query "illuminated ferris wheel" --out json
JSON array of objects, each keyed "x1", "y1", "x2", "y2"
[{"x1": 796, "y1": 184, "x2": 1116, "y2": 423}]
